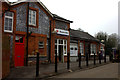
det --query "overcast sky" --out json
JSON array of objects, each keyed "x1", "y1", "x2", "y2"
[{"x1": 8, "y1": 0, "x2": 119, "y2": 36}]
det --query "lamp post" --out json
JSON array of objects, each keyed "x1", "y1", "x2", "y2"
[
  {"x1": 101, "y1": 40, "x2": 106, "y2": 63},
  {"x1": 26, "y1": 2, "x2": 29, "y2": 66},
  {"x1": 51, "y1": 27, "x2": 58, "y2": 73},
  {"x1": 67, "y1": 28, "x2": 71, "y2": 70}
]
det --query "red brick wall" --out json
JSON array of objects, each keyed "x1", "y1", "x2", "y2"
[
  {"x1": 2, "y1": 33, "x2": 10, "y2": 78},
  {"x1": 2, "y1": 2, "x2": 11, "y2": 79},
  {"x1": 50, "y1": 20, "x2": 70, "y2": 63}
]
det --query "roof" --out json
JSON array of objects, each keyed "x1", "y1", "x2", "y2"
[
  {"x1": 53, "y1": 14, "x2": 73, "y2": 23},
  {"x1": 3, "y1": 0, "x2": 73, "y2": 23},
  {"x1": 70, "y1": 29, "x2": 100, "y2": 42}
]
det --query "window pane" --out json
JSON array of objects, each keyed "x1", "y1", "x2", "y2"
[
  {"x1": 39, "y1": 42, "x2": 44, "y2": 48},
  {"x1": 32, "y1": 18, "x2": 35, "y2": 24},
  {"x1": 59, "y1": 40, "x2": 61, "y2": 44},
  {"x1": 70, "y1": 48, "x2": 73, "y2": 50},
  {"x1": 15, "y1": 36, "x2": 19, "y2": 42},
  {"x1": 55, "y1": 39, "x2": 57, "y2": 43},
  {"x1": 5, "y1": 12, "x2": 13, "y2": 17},
  {"x1": 29, "y1": 10, "x2": 32, "y2": 24},
  {"x1": 29, "y1": 16, "x2": 31, "y2": 24},
  {"x1": 75, "y1": 48, "x2": 77, "y2": 50},
  {"x1": 4, "y1": 18, "x2": 8, "y2": 30},
  {"x1": 29, "y1": 10, "x2": 36, "y2": 25},
  {"x1": 64, "y1": 40, "x2": 66, "y2": 44},
  {"x1": 4, "y1": 12, "x2": 13, "y2": 32},
  {"x1": 64, "y1": 46, "x2": 66, "y2": 54},
  {"x1": 9, "y1": 19, "x2": 12, "y2": 31},
  {"x1": 20, "y1": 37, "x2": 23, "y2": 43}
]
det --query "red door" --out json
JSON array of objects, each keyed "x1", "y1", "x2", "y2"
[{"x1": 15, "y1": 36, "x2": 24, "y2": 67}]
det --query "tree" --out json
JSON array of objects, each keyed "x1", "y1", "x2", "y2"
[
  {"x1": 95, "y1": 31, "x2": 108, "y2": 54},
  {"x1": 95, "y1": 32, "x2": 118, "y2": 55},
  {"x1": 77, "y1": 28, "x2": 84, "y2": 31},
  {"x1": 108, "y1": 33, "x2": 118, "y2": 48},
  {"x1": 95, "y1": 31, "x2": 108, "y2": 43}
]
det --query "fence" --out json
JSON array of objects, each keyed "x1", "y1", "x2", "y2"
[{"x1": 6, "y1": 52, "x2": 110, "y2": 79}]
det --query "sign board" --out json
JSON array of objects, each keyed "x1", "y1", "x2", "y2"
[{"x1": 54, "y1": 28, "x2": 69, "y2": 36}]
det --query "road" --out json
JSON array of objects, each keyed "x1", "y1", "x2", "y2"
[{"x1": 51, "y1": 63, "x2": 118, "y2": 78}]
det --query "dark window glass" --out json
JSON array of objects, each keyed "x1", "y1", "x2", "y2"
[
  {"x1": 75, "y1": 48, "x2": 77, "y2": 50},
  {"x1": 20, "y1": 37, "x2": 23, "y2": 43},
  {"x1": 55, "y1": 39, "x2": 57, "y2": 43},
  {"x1": 71, "y1": 48, "x2": 73, "y2": 50}
]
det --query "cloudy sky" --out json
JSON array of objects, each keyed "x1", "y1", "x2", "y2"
[{"x1": 9, "y1": 0, "x2": 119, "y2": 36}]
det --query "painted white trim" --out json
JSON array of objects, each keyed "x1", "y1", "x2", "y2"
[
  {"x1": 4, "y1": 12, "x2": 14, "y2": 33},
  {"x1": 29, "y1": 10, "x2": 36, "y2": 26},
  {"x1": 70, "y1": 44, "x2": 78, "y2": 56},
  {"x1": 55, "y1": 39, "x2": 67, "y2": 62}
]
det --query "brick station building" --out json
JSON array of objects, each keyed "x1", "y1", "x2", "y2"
[
  {"x1": 2, "y1": 0, "x2": 72, "y2": 78},
  {"x1": 70, "y1": 29, "x2": 104, "y2": 61},
  {"x1": 1, "y1": 0, "x2": 104, "y2": 79}
]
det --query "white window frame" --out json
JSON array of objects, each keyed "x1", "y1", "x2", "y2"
[
  {"x1": 70, "y1": 44, "x2": 78, "y2": 56},
  {"x1": 80, "y1": 42, "x2": 84, "y2": 55},
  {"x1": 90, "y1": 44, "x2": 96, "y2": 55},
  {"x1": 29, "y1": 10, "x2": 36, "y2": 26},
  {"x1": 38, "y1": 42, "x2": 44, "y2": 48},
  {"x1": 64, "y1": 40, "x2": 67, "y2": 56},
  {"x1": 4, "y1": 12, "x2": 14, "y2": 33},
  {"x1": 55, "y1": 39, "x2": 67, "y2": 56}
]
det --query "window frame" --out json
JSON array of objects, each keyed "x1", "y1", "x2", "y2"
[
  {"x1": 90, "y1": 44, "x2": 97, "y2": 55},
  {"x1": 28, "y1": 7, "x2": 39, "y2": 28},
  {"x1": 4, "y1": 11, "x2": 14, "y2": 33},
  {"x1": 80, "y1": 42, "x2": 84, "y2": 55},
  {"x1": 55, "y1": 39, "x2": 67, "y2": 56},
  {"x1": 38, "y1": 42, "x2": 44, "y2": 49},
  {"x1": 29, "y1": 9, "x2": 36, "y2": 26}
]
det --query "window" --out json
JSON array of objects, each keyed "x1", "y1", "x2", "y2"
[
  {"x1": 64, "y1": 40, "x2": 67, "y2": 55},
  {"x1": 70, "y1": 45, "x2": 78, "y2": 56},
  {"x1": 75, "y1": 47, "x2": 78, "y2": 50},
  {"x1": 15, "y1": 36, "x2": 24, "y2": 43},
  {"x1": 55, "y1": 39, "x2": 67, "y2": 55},
  {"x1": 29, "y1": 10, "x2": 36, "y2": 26},
  {"x1": 39, "y1": 42, "x2": 44, "y2": 48},
  {"x1": 90, "y1": 44, "x2": 96, "y2": 55},
  {"x1": 70, "y1": 48, "x2": 73, "y2": 50},
  {"x1": 80, "y1": 42, "x2": 84, "y2": 55},
  {"x1": 4, "y1": 12, "x2": 14, "y2": 32}
]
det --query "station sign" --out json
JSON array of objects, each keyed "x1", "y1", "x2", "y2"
[{"x1": 54, "y1": 28, "x2": 69, "y2": 36}]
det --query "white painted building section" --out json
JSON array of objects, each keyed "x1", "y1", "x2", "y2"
[{"x1": 70, "y1": 43, "x2": 78, "y2": 62}]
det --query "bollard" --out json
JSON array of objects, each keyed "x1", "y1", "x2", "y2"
[
  {"x1": 67, "y1": 52, "x2": 70, "y2": 69},
  {"x1": 118, "y1": 51, "x2": 120, "y2": 62},
  {"x1": 94, "y1": 52, "x2": 96, "y2": 65},
  {"x1": 99, "y1": 53, "x2": 101, "y2": 64},
  {"x1": 86, "y1": 53, "x2": 88, "y2": 67},
  {"x1": 55, "y1": 53, "x2": 57, "y2": 73},
  {"x1": 109, "y1": 53, "x2": 113, "y2": 62},
  {"x1": 104, "y1": 53, "x2": 106, "y2": 63},
  {"x1": 79, "y1": 53, "x2": 82, "y2": 68},
  {"x1": 36, "y1": 52, "x2": 39, "y2": 77}
]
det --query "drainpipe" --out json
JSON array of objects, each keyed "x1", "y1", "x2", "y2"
[
  {"x1": 26, "y1": 2, "x2": 29, "y2": 66},
  {"x1": 48, "y1": 20, "x2": 51, "y2": 63}
]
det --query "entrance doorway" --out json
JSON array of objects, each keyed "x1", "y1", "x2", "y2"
[
  {"x1": 58, "y1": 45, "x2": 63, "y2": 62},
  {"x1": 55, "y1": 39, "x2": 67, "y2": 62},
  {"x1": 15, "y1": 36, "x2": 24, "y2": 67}
]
